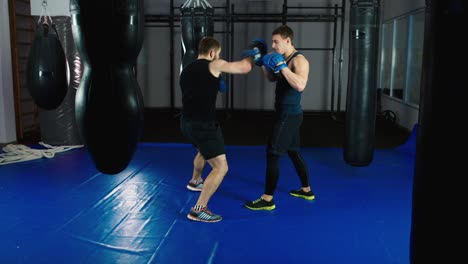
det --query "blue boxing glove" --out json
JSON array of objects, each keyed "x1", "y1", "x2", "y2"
[
  {"x1": 262, "y1": 52, "x2": 288, "y2": 74},
  {"x1": 261, "y1": 53, "x2": 276, "y2": 77},
  {"x1": 218, "y1": 74, "x2": 227, "y2": 93},
  {"x1": 242, "y1": 38, "x2": 268, "y2": 66}
]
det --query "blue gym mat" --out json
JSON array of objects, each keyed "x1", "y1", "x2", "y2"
[{"x1": 0, "y1": 134, "x2": 416, "y2": 263}]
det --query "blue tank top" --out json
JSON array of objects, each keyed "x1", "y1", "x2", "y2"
[{"x1": 275, "y1": 51, "x2": 304, "y2": 114}]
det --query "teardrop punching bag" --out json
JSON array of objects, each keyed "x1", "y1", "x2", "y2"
[
  {"x1": 70, "y1": 0, "x2": 145, "y2": 174},
  {"x1": 410, "y1": 1, "x2": 467, "y2": 263},
  {"x1": 344, "y1": 0, "x2": 380, "y2": 166},
  {"x1": 40, "y1": 16, "x2": 83, "y2": 146},
  {"x1": 26, "y1": 22, "x2": 68, "y2": 110},
  {"x1": 180, "y1": 0, "x2": 214, "y2": 71}
]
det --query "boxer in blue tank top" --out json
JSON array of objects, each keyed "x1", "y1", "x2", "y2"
[{"x1": 246, "y1": 25, "x2": 316, "y2": 210}]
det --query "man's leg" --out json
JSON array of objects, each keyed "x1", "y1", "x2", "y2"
[
  {"x1": 194, "y1": 154, "x2": 228, "y2": 206},
  {"x1": 187, "y1": 154, "x2": 228, "y2": 223},
  {"x1": 187, "y1": 121, "x2": 227, "y2": 222},
  {"x1": 245, "y1": 113, "x2": 286, "y2": 211},
  {"x1": 187, "y1": 150, "x2": 206, "y2": 191},
  {"x1": 287, "y1": 115, "x2": 315, "y2": 200},
  {"x1": 288, "y1": 150, "x2": 312, "y2": 192},
  {"x1": 192, "y1": 151, "x2": 206, "y2": 180},
  {"x1": 244, "y1": 152, "x2": 279, "y2": 210},
  {"x1": 262, "y1": 152, "x2": 280, "y2": 201},
  {"x1": 288, "y1": 150, "x2": 315, "y2": 200}
]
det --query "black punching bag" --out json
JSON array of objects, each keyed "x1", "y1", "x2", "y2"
[
  {"x1": 40, "y1": 16, "x2": 83, "y2": 146},
  {"x1": 410, "y1": 1, "x2": 467, "y2": 263},
  {"x1": 180, "y1": 0, "x2": 214, "y2": 71},
  {"x1": 344, "y1": 0, "x2": 380, "y2": 166},
  {"x1": 26, "y1": 22, "x2": 68, "y2": 110},
  {"x1": 70, "y1": 0, "x2": 145, "y2": 174}
]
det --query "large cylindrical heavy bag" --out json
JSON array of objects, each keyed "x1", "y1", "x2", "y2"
[
  {"x1": 26, "y1": 22, "x2": 68, "y2": 110},
  {"x1": 40, "y1": 16, "x2": 83, "y2": 146},
  {"x1": 180, "y1": 3, "x2": 214, "y2": 70},
  {"x1": 70, "y1": 0, "x2": 145, "y2": 175},
  {"x1": 410, "y1": 1, "x2": 467, "y2": 263},
  {"x1": 344, "y1": 0, "x2": 380, "y2": 166}
]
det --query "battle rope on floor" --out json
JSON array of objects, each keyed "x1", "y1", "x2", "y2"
[{"x1": 0, "y1": 142, "x2": 84, "y2": 165}]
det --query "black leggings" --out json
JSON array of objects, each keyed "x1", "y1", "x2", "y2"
[{"x1": 264, "y1": 150, "x2": 311, "y2": 195}]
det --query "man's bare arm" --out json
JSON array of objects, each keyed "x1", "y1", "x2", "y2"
[
  {"x1": 210, "y1": 58, "x2": 253, "y2": 77},
  {"x1": 281, "y1": 55, "x2": 309, "y2": 92}
]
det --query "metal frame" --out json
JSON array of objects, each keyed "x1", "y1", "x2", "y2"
[{"x1": 144, "y1": 0, "x2": 346, "y2": 116}]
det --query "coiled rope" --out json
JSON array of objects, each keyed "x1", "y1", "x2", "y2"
[{"x1": 0, "y1": 142, "x2": 83, "y2": 165}]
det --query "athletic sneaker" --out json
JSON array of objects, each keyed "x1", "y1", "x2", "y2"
[
  {"x1": 187, "y1": 207, "x2": 222, "y2": 223},
  {"x1": 290, "y1": 189, "x2": 315, "y2": 200},
  {"x1": 245, "y1": 198, "x2": 276, "y2": 210},
  {"x1": 186, "y1": 179, "x2": 203, "y2": 191}
]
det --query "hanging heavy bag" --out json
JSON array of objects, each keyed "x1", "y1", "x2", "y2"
[
  {"x1": 180, "y1": 1, "x2": 214, "y2": 71},
  {"x1": 70, "y1": 0, "x2": 145, "y2": 175},
  {"x1": 26, "y1": 22, "x2": 68, "y2": 110}
]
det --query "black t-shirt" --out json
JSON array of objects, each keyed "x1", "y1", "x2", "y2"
[{"x1": 180, "y1": 59, "x2": 219, "y2": 122}]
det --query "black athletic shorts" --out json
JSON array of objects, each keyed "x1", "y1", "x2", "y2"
[
  {"x1": 180, "y1": 117, "x2": 226, "y2": 160},
  {"x1": 267, "y1": 112, "x2": 303, "y2": 155}
]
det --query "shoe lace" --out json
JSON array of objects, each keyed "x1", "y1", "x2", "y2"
[
  {"x1": 191, "y1": 179, "x2": 203, "y2": 185},
  {"x1": 253, "y1": 198, "x2": 263, "y2": 204},
  {"x1": 200, "y1": 207, "x2": 213, "y2": 215}
]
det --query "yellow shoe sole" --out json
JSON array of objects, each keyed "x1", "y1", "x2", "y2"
[
  {"x1": 290, "y1": 193, "x2": 315, "y2": 200},
  {"x1": 245, "y1": 204, "x2": 276, "y2": 210}
]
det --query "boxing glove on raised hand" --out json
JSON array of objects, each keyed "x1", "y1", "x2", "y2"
[
  {"x1": 260, "y1": 53, "x2": 275, "y2": 76},
  {"x1": 263, "y1": 52, "x2": 288, "y2": 73},
  {"x1": 242, "y1": 38, "x2": 267, "y2": 66}
]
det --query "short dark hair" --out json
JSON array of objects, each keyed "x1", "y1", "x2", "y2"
[
  {"x1": 198, "y1": 36, "x2": 220, "y2": 56},
  {"x1": 272, "y1": 25, "x2": 294, "y2": 44}
]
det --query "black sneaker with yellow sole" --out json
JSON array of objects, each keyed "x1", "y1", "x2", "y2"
[
  {"x1": 245, "y1": 198, "x2": 276, "y2": 210},
  {"x1": 289, "y1": 189, "x2": 315, "y2": 200}
]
